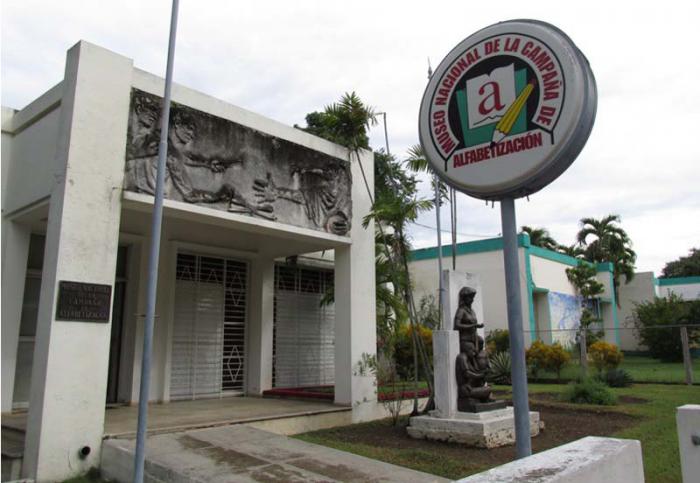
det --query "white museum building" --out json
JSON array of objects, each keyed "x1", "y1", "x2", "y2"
[{"x1": 1, "y1": 41, "x2": 376, "y2": 481}]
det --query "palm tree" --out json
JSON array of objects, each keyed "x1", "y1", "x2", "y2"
[
  {"x1": 301, "y1": 95, "x2": 435, "y2": 414},
  {"x1": 576, "y1": 215, "x2": 636, "y2": 303},
  {"x1": 520, "y1": 225, "x2": 559, "y2": 251},
  {"x1": 557, "y1": 243, "x2": 586, "y2": 259}
]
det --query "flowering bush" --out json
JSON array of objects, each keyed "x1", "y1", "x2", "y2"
[{"x1": 588, "y1": 341, "x2": 623, "y2": 375}]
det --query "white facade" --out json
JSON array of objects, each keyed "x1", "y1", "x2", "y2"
[
  {"x1": 1, "y1": 41, "x2": 376, "y2": 482},
  {"x1": 409, "y1": 234, "x2": 619, "y2": 347}
]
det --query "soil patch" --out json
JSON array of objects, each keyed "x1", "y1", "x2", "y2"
[{"x1": 304, "y1": 403, "x2": 640, "y2": 470}]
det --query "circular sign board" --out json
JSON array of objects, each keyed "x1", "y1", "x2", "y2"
[{"x1": 419, "y1": 20, "x2": 597, "y2": 200}]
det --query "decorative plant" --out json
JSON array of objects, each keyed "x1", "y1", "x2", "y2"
[
  {"x1": 601, "y1": 368, "x2": 633, "y2": 388},
  {"x1": 588, "y1": 341, "x2": 623, "y2": 375},
  {"x1": 561, "y1": 378, "x2": 617, "y2": 405},
  {"x1": 525, "y1": 340, "x2": 550, "y2": 378},
  {"x1": 544, "y1": 343, "x2": 571, "y2": 383},
  {"x1": 486, "y1": 329, "x2": 510, "y2": 354},
  {"x1": 487, "y1": 351, "x2": 512, "y2": 385}
]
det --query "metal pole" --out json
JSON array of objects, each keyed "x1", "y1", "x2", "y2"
[
  {"x1": 500, "y1": 197, "x2": 532, "y2": 458},
  {"x1": 382, "y1": 112, "x2": 390, "y2": 156},
  {"x1": 133, "y1": 1, "x2": 179, "y2": 481},
  {"x1": 681, "y1": 326, "x2": 693, "y2": 385},
  {"x1": 450, "y1": 187, "x2": 457, "y2": 270},
  {"x1": 435, "y1": 177, "x2": 445, "y2": 328}
]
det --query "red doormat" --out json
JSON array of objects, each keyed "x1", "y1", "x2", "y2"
[{"x1": 263, "y1": 385, "x2": 334, "y2": 401}]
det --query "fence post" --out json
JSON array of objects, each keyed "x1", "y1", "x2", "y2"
[
  {"x1": 579, "y1": 328, "x2": 588, "y2": 379},
  {"x1": 680, "y1": 326, "x2": 693, "y2": 386}
]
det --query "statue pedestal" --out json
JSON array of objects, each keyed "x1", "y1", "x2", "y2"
[{"x1": 408, "y1": 407, "x2": 541, "y2": 448}]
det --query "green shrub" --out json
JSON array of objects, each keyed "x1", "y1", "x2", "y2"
[
  {"x1": 544, "y1": 342, "x2": 571, "y2": 382},
  {"x1": 394, "y1": 324, "x2": 433, "y2": 380},
  {"x1": 633, "y1": 294, "x2": 700, "y2": 362},
  {"x1": 526, "y1": 341, "x2": 571, "y2": 380},
  {"x1": 600, "y1": 368, "x2": 634, "y2": 388},
  {"x1": 588, "y1": 341, "x2": 623, "y2": 375},
  {"x1": 486, "y1": 329, "x2": 510, "y2": 354},
  {"x1": 526, "y1": 340, "x2": 549, "y2": 378},
  {"x1": 561, "y1": 378, "x2": 617, "y2": 405},
  {"x1": 488, "y1": 351, "x2": 511, "y2": 385}
]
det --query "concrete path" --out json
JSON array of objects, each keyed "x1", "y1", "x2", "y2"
[{"x1": 102, "y1": 424, "x2": 449, "y2": 483}]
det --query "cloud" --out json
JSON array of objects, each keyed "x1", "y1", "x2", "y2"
[{"x1": 2, "y1": 0, "x2": 699, "y2": 276}]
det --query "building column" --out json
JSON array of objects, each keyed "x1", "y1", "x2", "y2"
[
  {"x1": 1, "y1": 220, "x2": 31, "y2": 412},
  {"x1": 247, "y1": 257, "x2": 275, "y2": 395},
  {"x1": 22, "y1": 42, "x2": 132, "y2": 482},
  {"x1": 334, "y1": 149, "x2": 376, "y2": 420}
]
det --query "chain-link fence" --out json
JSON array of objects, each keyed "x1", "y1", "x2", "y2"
[{"x1": 519, "y1": 324, "x2": 699, "y2": 385}]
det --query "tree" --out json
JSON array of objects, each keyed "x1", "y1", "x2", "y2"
[
  {"x1": 300, "y1": 94, "x2": 436, "y2": 412},
  {"x1": 661, "y1": 248, "x2": 700, "y2": 278},
  {"x1": 521, "y1": 225, "x2": 559, "y2": 250},
  {"x1": 576, "y1": 214, "x2": 636, "y2": 303},
  {"x1": 298, "y1": 92, "x2": 376, "y2": 150},
  {"x1": 566, "y1": 262, "x2": 605, "y2": 344},
  {"x1": 633, "y1": 294, "x2": 700, "y2": 362},
  {"x1": 405, "y1": 144, "x2": 448, "y2": 204},
  {"x1": 557, "y1": 243, "x2": 586, "y2": 259}
]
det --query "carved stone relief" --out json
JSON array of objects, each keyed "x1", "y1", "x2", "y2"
[{"x1": 124, "y1": 89, "x2": 352, "y2": 236}]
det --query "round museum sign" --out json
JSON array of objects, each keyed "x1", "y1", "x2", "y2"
[{"x1": 419, "y1": 20, "x2": 597, "y2": 200}]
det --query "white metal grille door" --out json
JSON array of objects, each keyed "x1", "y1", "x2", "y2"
[
  {"x1": 273, "y1": 265, "x2": 335, "y2": 388},
  {"x1": 171, "y1": 253, "x2": 247, "y2": 400}
]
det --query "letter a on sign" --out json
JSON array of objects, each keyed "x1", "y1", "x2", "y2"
[{"x1": 466, "y1": 64, "x2": 516, "y2": 129}]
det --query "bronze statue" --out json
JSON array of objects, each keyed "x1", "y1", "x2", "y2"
[
  {"x1": 453, "y1": 287, "x2": 484, "y2": 349},
  {"x1": 454, "y1": 286, "x2": 506, "y2": 412}
]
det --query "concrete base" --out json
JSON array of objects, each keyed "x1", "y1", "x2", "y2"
[
  {"x1": 456, "y1": 436, "x2": 643, "y2": 482},
  {"x1": 676, "y1": 404, "x2": 700, "y2": 483},
  {"x1": 408, "y1": 407, "x2": 540, "y2": 448}
]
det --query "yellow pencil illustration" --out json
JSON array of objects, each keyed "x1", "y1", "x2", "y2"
[{"x1": 490, "y1": 81, "x2": 534, "y2": 146}]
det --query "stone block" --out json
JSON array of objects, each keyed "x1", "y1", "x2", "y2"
[
  {"x1": 677, "y1": 404, "x2": 700, "y2": 483},
  {"x1": 456, "y1": 436, "x2": 644, "y2": 482},
  {"x1": 408, "y1": 407, "x2": 540, "y2": 448}
]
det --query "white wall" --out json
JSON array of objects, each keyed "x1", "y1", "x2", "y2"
[
  {"x1": 410, "y1": 247, "x2": 531, "y2": 342},
  {"x1": 617, "y1": 272, "x2": 656, "y2": 351},
  {"x1": 659, "y1": 282, "x2": 700, "y2": 300},
  {"x1": 22, "y1": 41, "x2": 133, "y2": 482},
  {"x1": 529, "y1": 256, "x2": 576, "y2": 295},
  {"x1": 2, "y1": 86, "x2": 62, "y2": 216}
]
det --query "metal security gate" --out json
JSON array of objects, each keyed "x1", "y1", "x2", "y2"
[
  {"x1": 273, "y1": 265, "x2": 335, "y2": 388},
  {"x1": 170, "y1": 253, "x2": 247, "y2": 400}
]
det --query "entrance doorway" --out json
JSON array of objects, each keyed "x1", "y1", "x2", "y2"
[
  {"x1": 273, "y1": 264, "x2": 335, "y2": 388},
  {"x1": 170, "y1": 253, "x2": 248, "y2": 400},
  {"x1": 106, "y1": 246, "x2": 128, "y2": 404}
]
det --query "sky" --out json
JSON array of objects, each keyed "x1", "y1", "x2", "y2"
[{"x1": 2, "y1": 0, "x2": 699, "y2": 274}]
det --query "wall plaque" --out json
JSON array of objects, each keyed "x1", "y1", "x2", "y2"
[{"x1": 56, "y1": 281, "x2": 112, "y2": 322}]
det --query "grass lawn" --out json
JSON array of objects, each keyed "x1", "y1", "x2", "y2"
[
  {"x1": 295, "y1": 383, "x2": 700, "y2": 482},
  {"x1": 534, "y1": 354, "x2": 699, "y2": 384}
]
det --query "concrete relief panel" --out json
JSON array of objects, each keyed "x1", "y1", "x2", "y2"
[{"x1": 124, "y1": 89, "x2": 352, "y2": 236}]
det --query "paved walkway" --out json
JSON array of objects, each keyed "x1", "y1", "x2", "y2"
[
  {"x1": 102, "y1": 424, "x2": 449, "y2": 482},
  {"x1": 2, "y1": 397, "x2": 349, "y2": 439}
]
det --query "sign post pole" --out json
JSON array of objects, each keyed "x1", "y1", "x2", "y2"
[
  {"x1": 133, "y1": 1, "x2": 179, "y2": 482},
  {"x1": 418, "y1": 18, "x2": 596, "y2": 458},
  {"x1": 500, "y1": 197, "x2": 532, "y2": 458}
]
